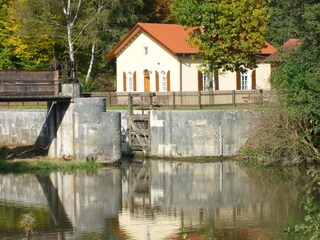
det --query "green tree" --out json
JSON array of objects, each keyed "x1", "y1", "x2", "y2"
[
  {"x1": 140, "y1": 0, "x2": 175, "y2": 23},
  {"x1": 173, "y1": 0, "x2": 270, "y2": 72},
  {"x1": 0, "y1": 0, "x2": 17, "y2": 69},
  {"x1": 267, "y1": 0, "x2": 301, "y2": 47},
  {"x1": 242, "y1": 1, "x2": 320, "y2": 164},
  {"x1": 270, "y1": 1, "x2": 320, "y2": 161},
  {"x1": 270, "y1": 44, "x2": 320, "y2": 161},
  {"x1": 10, "y1": 0, "x2": 143, "y2": 80},
  {"x1": 84, "y1": 0, "x2": 143, "y2": 90}
]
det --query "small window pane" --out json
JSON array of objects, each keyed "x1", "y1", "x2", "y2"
[
  {"x1": 127, "y1": 72, "x2": 133, "y2": 91},
  {"x1": 161, "y1": 71, "x2": 167, "y2": 92}
]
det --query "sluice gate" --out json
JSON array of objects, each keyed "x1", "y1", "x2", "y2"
[{"x1": 128, "y1": 93, "x2": 155, "y2": 153}]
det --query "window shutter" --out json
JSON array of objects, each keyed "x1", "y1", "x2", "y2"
[
  {"x1": 133, "y1": 71, "x2": 137, "y2": 91},
  {"x1": 236, "y1": 71, "x2": 241, "y2": 90},
  {"x1": 167, "y1": 70, "x2": 171, "y2": 92},
  {"x1": 251, "y1": 70, "x2": 256, "y2": 90},
  {"x1": 198, "y1": 70, "x2": 203, "y2": 91},
  {"x1": 123, "y1": 72, "x2": 127, "y2": 92},
  {"x1": 214, "y1": 70, "x2": 219, "y2": 90},
  {"x1": 156, "y1": 71, "x2": 159, "y2": 92}
]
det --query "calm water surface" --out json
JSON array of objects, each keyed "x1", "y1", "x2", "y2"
[{"x1": 0, "y1": 159, "x2": 308, "y2": 240}]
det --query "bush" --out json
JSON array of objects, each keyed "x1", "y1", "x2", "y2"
[
  {"x1": 242, "y1": 42, "x2": 320, "y2": 165},
  {"x1": 285, "y1": 168, "x2": 320, "y2": 239}
]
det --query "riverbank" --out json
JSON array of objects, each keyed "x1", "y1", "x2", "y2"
[
  {"x1": 0, "y1": 159, "x2": 103, "y2": 173},
  {"x1": 0, "y1": 145, "x2": 104, "y2": 173}
]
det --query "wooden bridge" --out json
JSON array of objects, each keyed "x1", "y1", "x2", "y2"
[{"x1": 0, "y1": 70, "x2": 72, "y2": 102}]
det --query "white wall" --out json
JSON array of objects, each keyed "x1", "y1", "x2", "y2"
[
  {"x1": 256, "y1": 63, "x2": 272, "y2": 90},
  {"x1": 116, "y1": 32, "x2": 180, "y2": 92},
  {"x1": 181, "y1": 57, "x2": 202, "y2": 91},
  {"x1": 218, "y1": 71, "x2": 237, "y2": 90}
]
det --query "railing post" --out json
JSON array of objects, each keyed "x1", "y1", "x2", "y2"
[
  {"x1": 259, "y1": 89, "x2": 263, "y2": 106},
  {"x1": 172, "y1": 92, "x2": 176, "y2": 109},
  {"x1": 232, "y1": 90, "x2": 236, "y2": 107},
  {"x1": 149, "y1": 93, "x2": 153, "y2": 110},
  {"x1": 198, "y1": 91, "x2": 202, "y2": 109},
  {"x1": 107, "y1": 92, "x2": 111, "y2": 108},
  {"x1": 210, "y1": 90, "x2": 214, "y2": 106},
  {"x1": 128, "y1": 94, "x2": 133, "y2": 116}
]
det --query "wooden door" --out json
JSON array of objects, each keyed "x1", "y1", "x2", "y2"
[{"x1": 144, "y1": 70, "x2": 150, "y2": 92}]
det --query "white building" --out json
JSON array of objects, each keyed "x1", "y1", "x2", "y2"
[{"x1": 107, "y1": 23, "x2": 276, "y2": 93}]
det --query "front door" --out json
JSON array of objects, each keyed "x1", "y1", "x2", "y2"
[{"x1": 144, "y1": 70, "x2": 150, "y2": 92}]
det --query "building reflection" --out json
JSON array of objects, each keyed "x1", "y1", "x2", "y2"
[
  {"x1": 120, "y1": 160, "x2": 304, "y2": 240},
  {"x1": 0, "y1": 159, "x2": 305, "y2": 240}
]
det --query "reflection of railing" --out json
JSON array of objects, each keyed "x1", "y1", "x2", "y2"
[{"x1": 87, "y1": 90, "x2": 273, "y2": 108}]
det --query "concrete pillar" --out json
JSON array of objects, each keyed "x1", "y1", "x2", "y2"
[
  {"x1": 60, "y1": 83, "x2": 82, "y2": 97},
  {"x1": 73, "y1": 98, "x2": 121, "y2": 162},
  {"x1": 47, "y1": 84, "x2": 121, "y2": 162}
]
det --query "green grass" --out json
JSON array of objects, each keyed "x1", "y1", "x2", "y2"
[
  {"x1": 0, "y1": 159, "x2": 103, "y2": 174},
  {"x1": 0, "y1": 105, "x2": 47, "y2": 110}
]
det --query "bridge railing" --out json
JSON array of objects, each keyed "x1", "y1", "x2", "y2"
[
  {"x1": 0, "y1": 70, "x2": 59, "y2": 97},
  {"x1": 87, "y1": 90, "x2": 274, "y2": 108}
]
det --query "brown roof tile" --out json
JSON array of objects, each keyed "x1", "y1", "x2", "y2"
[
  {"x1": 264, "y1": 39, "x2": 301, "y2": 62},
  {"x1": 107, "y1": 23, "x2": 276, "y2": 60}
]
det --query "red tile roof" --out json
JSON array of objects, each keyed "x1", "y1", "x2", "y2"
[
  {"x1": 264, "y1": 39, "x2": 301, "y2": 62},
  {"x1": 107, "y1": 23, "x2": 276, "y2": 60}
]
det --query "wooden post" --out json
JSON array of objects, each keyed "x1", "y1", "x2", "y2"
[
  {"x1": 108, "y1": 92, "x2": 111, "y2": 108},
  {"x1": 149, "y1": 93, "x2": 153, "y2": 110},
  {"x1": 259, "y1": 89, "x2": 263, "y2": 106},
  {"x1": 232, "y1": 90, "x2": 236, "y2": 107},
  {"x1": 173, "y1": 92, "x2": 176, "y2": 109},
  {"x1": 198, "y1": 91, "x2": 202, "y2": 109},
  {"x1": 128, "y1": 94, "x2": 133, "y2": 116},
  {"x1": 210, "y1": 90, "x2": 214, "y2": 106}
]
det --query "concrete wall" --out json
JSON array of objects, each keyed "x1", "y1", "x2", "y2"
[
  {"x1": 0, "y1": 92, "x2": 121, "y2": 162},
  {"x1": 149, "y1": 110, "x2": 259, "y2": 157},
  {"x1": 114, "y1": 109, "x2": 260, "y2": 158},
  {"x1": 0, "y1": 83, "x2": 258, "y2": 160},
  {"x1": 0, "y1": 109, "x2": 47, "y2": 145}
]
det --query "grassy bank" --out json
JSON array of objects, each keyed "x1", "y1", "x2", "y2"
[
  {"x1": 0, "y1": 145, "x2": 103, "y2": 174},
  {"x1": 0, "y1": 159, "x2": 103, "y2": 174}
]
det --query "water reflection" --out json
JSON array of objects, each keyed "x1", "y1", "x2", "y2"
[{"x1": 0, "y1": 160, "x2": 307, "y2": 240}]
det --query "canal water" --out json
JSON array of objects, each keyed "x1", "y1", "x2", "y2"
[{"x1": 0, "y1": 159, "x2": 308, "y2": 240}]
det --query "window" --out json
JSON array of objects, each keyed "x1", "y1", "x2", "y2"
[
  {"x1": 202, "y1": 73, "x2": 215, "y2": 90},
  {"x1": 144, "y1": 46, "x2": 148, "y2": 55},
  {"x1": 127, "y1": 71, "x2": 133, "y2": 92},
  {"x1": 160, "y1": 71, "x2": 167, "y2": 92},
  {"x1": 240, "y1": 70, "x2": 251, "y2": 90},
  {"x1": 202, "y1": 74, "x2": 209, "y2": 90}
]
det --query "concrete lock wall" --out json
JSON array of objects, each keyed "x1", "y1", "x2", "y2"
[
  {"x1": 46, "y1": 97, "x2": 121, "y2": 162},
  {"x1": 149, "y1": 110, "x2": 260, "y2": 157},
  {"x1": 115, "y1": 109, "x2": 260, "y2": 158},
  {"x1": 0, "y1": 104, "x2": 258, "y2": 160},
  {"x1": 72, "y1": 98, "x2": 121, "y2": 161},
  {"x1": 0, "y1": 98, "x2": 121, "y2": 162},
  {"x1": 0, "y1": 109, "x2": 47, "y2": 145}
]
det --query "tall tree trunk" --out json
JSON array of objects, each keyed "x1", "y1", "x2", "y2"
[
  {"x1": 85, "y1": 44, "x2": 95, "y2": 83},
  {"x1": 67, "y1": 24, "x2": 75, "y2": 62}
]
